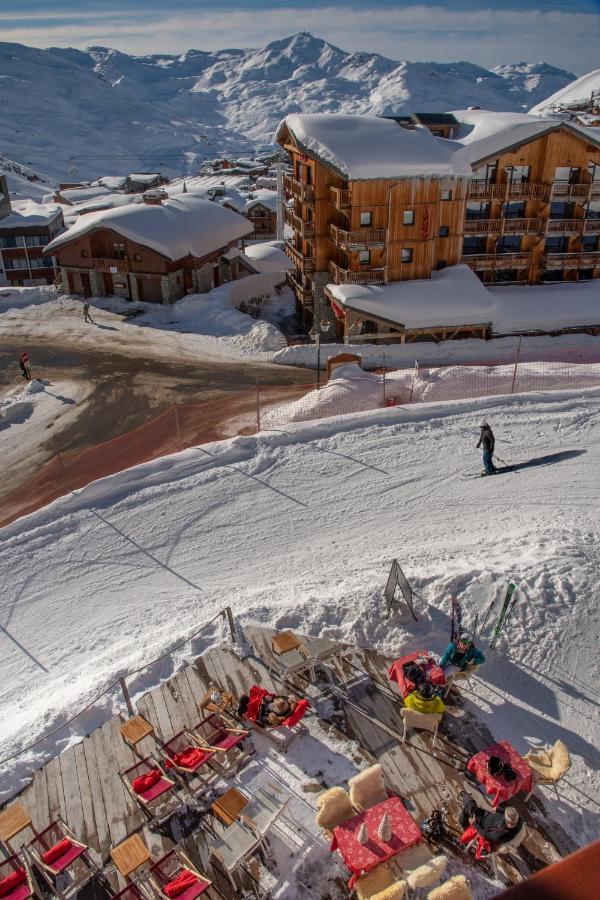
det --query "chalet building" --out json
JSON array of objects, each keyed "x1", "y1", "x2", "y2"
[
  {"x1": 277, "y1": 111, "x2": 600, "y2": 338},
  {"x1": 44, "y1": 193, "x2": 253, "y2": 303},
  {"x1": 209, "y1": 187, "x2": 278, "y2": 240},
  {"x1": 0, "y1": 175, "x2": 64, "y2": 286},
  {"x1": 125, "y1": 173, "x2": 168, "y2": 194}
]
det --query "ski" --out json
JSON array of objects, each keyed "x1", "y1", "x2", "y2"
[
  {"x1": 450, "y1": 595, "x2": 463, "y2": 642},
  {"x1": 501, "y1": 591, "x2": 520, "y2": 633},
  {"x1": 489, "y1": 582, "x2": 517, "y2": 648},
  {"x1": 462, "y1": 466, "x2": 514, "y2": 479},
  {"x1": 478, "y1": 593, "x2": 497, "y2": 639}
]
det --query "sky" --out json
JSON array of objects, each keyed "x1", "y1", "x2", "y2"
[{"x1": 0, "y1": 1, "x2": 598, "y2": 73}]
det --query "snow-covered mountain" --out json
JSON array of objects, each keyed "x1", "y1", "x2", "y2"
[
  {"x1": 0, "y1": 33, "x2": 577, "y2": 182},
  {"x1": 529, "y1": 67, "x2": 600, "y2": 115}
]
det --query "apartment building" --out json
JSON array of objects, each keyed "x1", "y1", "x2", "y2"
[
  {"x1": 0, "y1": 175, "x2": 64, "y2": 286},
  {"x1": 276, "y1": 111, "x2": 600, "y2": 337}
]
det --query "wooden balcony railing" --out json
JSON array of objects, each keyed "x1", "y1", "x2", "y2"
[
  {"x1": 581, "y1": 251, "x2": 600, "y2": 266},
  {"x1": 329, "y1": 186, "x2": 351, "y2": 209},
  {"x1": 463, "y1": 218, "x2": 540, "y2": 235},
  {"x1": 544, "y1": 252, "x2": 600, "y2": 269},
  {"x1": 584, "y1": 219, "x2": 600, "y2": 234},
  {"x1": 501, "y1": 218, "x2": 541, "y2": 234},
  {"x1": 546, "y1": 218, "x2": 584, "y2": 234},
  {"x1": 505, "y1": 182, "x2": 547, "y2": 200},
  {"x1": 329, "y1": 260, "x2": 387, "y2": 284},
  {"x1": 467, "y1": 181, "x2": 547, "y2": 200},
  {"x1": 550, "y1": 182, "x2": 591, "y2": 199},
  {"x1": 283, "y1": 174, "x2": 315, "y2": 202},
  {"x1": 461, "y1": 253, "x2": 531, "y2": 271},
  {"x1": 286, "y1": 270, "x2": 314, "y2": 305},
  {"x1": 90, "y1": 257, "x2": 129, "y2": 272},
  {"x1": 284, "y1": 239, "x2": 315, "y2": 275},
  {"x1": 590, "y1": 181, "x2": 600, "y2": 200},
  {"x1": 467, "y1": 182, "x2": 506, "y2": 200},
  {"x1": 329, "y1": 224, "x2": 386, "y2": 248},
  {"x1": 284, "y1": 206, "x2": 315, "y2": 237},
  {"x1": 463, "y1": 218, "x2": 501, "y2": 234}
]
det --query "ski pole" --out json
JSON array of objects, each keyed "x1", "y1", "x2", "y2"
[{"x1": 493, "y1": 454, "x2": 511, "y2": 467}]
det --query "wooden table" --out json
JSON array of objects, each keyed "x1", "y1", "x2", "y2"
[
  {"x1": 0, "y1": 803, "x2": 32, "y2": 848},
  {"x1": 199, "y1": 689, "x2": 235, "y2": 715},
  {"x1": 272, "y1": 631, "x2": 300, "y2": 655},
  {"x1": 119, "y1": 715, "x2": 155, "y2": 750},
  {"x1": 211, "y1": 787, "x2": 249, "y2": 827},
  {"x1": 110, "y1": 834, "x2": 152, "y2": 878}
]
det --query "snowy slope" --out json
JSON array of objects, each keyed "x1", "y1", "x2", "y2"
[
  {"x1": 0, "y1": 35, "x2": 575, "y2": 182},
  {"x1": 0, "y1": 386, "x2": 599, "y2": 853},
  {"x1": 530, "y1": 68, "x2": 600, "y2": 114}
]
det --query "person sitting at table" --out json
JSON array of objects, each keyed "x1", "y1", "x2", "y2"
[
  {"x1": 404, "y1": 681, "x2": 446, "y2": 715},
  {"x1": 458, "y1": 793, "x2": 521, "y2": 858},
  {"x1": 439, "y1": 631, "x2": 485, "y2": 678},
  {"x1": 238, "y1": 692, "x2": 299, "y2": 726}
]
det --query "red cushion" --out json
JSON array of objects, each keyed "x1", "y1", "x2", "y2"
[
  {"x1": 0, "y1": 870, "x2": 27, "y2": 897},
  {"x1": 132, "y1": 769, "x2": 162, "y2": 793},
  {"x1": 282, "y1": 698, "x2": 309, "y2": 728},
  {"x1": 163, "y1": 871, "x2": 199, "y2": 898},
  {"x1": 167, "y1": 747, "x2": 210, "y2": 770},
  {"x1": 42, "y1": 838, "x2": 73, "y2": 866}
]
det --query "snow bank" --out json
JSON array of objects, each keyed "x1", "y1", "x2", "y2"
[
  {"x1": 243, "y1": 240, "x2": 292, "y2": 274},
  {"x1": 0, "y1": 285, "x2": 57, "y2": 312}
]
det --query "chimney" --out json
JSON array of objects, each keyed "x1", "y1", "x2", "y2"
[{"x1": 143, "y1": 188, "x2": 167, "y2": 205}]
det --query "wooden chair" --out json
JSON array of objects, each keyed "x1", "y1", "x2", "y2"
[
  {"x1": 120, "y1": 756, "x2": 183, "y2": 826},
  {"x1": 443, "y1": 664, "x2": 480, "y2": 698},
  {"x1": 315, "y1": 787, "x2": 354, "y2": 837},
  {"x1": 466, "y1": 823, "x2": 527, "y2": 881},
  {"x1": 191, "y1": 713, "x2": 252, "y2": 775},
  {"x1": 400, "y1": 708, "x2": 442, "y2": 748},
  {"x1": 348, "y1": 764, "x2": 388, "y2": 811},
  {"x1": 427, "y1": 875, "x2": 473, "y2": 900},
  {"x1": 354, "y1": 864, "x2": 407, "y2": 900},
  {"x1": 110, "y1": 885, "x2": 148, "y2": 900},
  {"x1": 0, "y1": 852, "x2": 35, "y2": 900},
  {"x1": 158, "y1": 730, "x2": 217, "y2": 791},
  {"x1": 524, "y1": 740, "x2": 571, "y2": 799},
  {"x1": 148, "y1": 848, "x2": 212, "y2": 900},
  {"x1": 26, "y1": 820, "x2": 99, "y2": 900},
  {"x1": 405, "y1": 855, "x2": 447, "y2": 891}
]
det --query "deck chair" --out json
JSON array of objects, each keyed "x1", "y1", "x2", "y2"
[
  {"x1": 443, "y1": 665, "x2": 480, "y2": 698},
  {"x1": 348, "y1": 764, "x2": 388, "y2": 811},
  {"x1": 270, "y1": 631, "x2": 314, "y2": 682},
  {"x1": 26, "y1": 820, "x2": 98, "y2": 900},
  {"x1": 121, "y1": 756, "x2": 182, "y2": 825},
  {"x1": 315, "y1": 787, "x2": 354, "y2": 837},
  {"x1": 405, "y1": 855, "x2": 448, "y2": 891},
  {"x1": 465, "y1": 823, "x2": 526, "y2": 880},
  {"x1": 242, "y1": 686, "x2": 309, "y2": 753},
  {"x1": 0, "y1": 853, "x2": 35, "y2": 900},
  {"x1": 239, "y1": 786, "x2": 290, "y2": 838},
  {"x1": 400, "y1": 708, "x2": 442, "y2": 748},
  {"x1": 208, "y1": 820, "x2": 262, "y2": 886},
  {"x1": 191, "y1": 713, "x2": 252, "y2": 775},
  {"x1": 427, "y1": 875, "x2": 473, "y2": 900},
  {"x1": 149, "y1": 848, "x2": 212, "y2": 900},
  {"x1": 524, "y1": 740, "x2": 571, "y2": 799},
  {"x1": 354, "y1": 865, "x2": 407, "y2": 900},
  {"x1": 159, "y1": 730, "x2": 217, "y2": 791}
]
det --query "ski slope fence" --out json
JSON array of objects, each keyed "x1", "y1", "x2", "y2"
[{"x1": 2, "y1": 349, "x2": 600, "y2": 528}]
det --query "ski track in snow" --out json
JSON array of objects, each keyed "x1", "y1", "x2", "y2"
[{"x1": 0, "y1": 387, "x2": 599, "y2": 848}]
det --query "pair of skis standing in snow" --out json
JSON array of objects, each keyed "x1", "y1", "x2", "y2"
[{"x1": 450, "y1": 582, "x2": 518, "y2": 650}]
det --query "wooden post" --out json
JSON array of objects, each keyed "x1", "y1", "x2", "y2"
[
  {"x1": 382, "y1": 351, "x2": 386, "y2": 405},
  {"x1": 255, "y1": 378, "x2": 261, "y2": 433},
  {"x1": 173, "y1": 404, "x2": 181, "y2": 447},
  {"x1": 510, "y1": 335, "x2": 522, "y2": 394},
  {"x1": 409, "y1": 361, "x2": 419, "y2": 402},
  {"x1": 222, "y1": 607, "x2": 237, "y2": 644},
  {"x1": 119, "y1": 677, "x2": 135, "y2": 717}
]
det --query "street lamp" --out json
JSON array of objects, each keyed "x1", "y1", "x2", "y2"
[{"x1": 309, "y1": 319, "x2": 332, "y2": 389}]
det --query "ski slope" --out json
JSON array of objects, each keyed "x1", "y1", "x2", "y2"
[{"x1": 0, "y1": 387, "x2": 599, "y2": 846}]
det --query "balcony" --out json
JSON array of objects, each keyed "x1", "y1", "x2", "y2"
[
  {"x1": 284, "y1": 239, "x2": 314, "y2": 274},
  {"x1": 463, "y1": 218, "x2": 541, "y2": 235},
  {"x1": 590, "y1": 181, "x2": 600, "y2": 200},
  {"x1": 284, "y1": 206, "x2": 315, "y2": 238},
  {"x1": 550, "y1": 182, "x2": 590, "y2": 200},
  {"x1": 546, "y1": 218, "x2": 584, "y2": 235},
  {"x1": 283, "y1": 174, "x2": 315, "y2": 203},
  {"x1": 544, "y1": 252, "x2": 600, "y2": 269},
  {"x1": 329, "y1": 223, "x2": 386, "y2": 249},
  {"x1": 329, "y1": 260, "x2": 387, "y2": 284},
  {"x1": 462, "y1": 253, "x2": 531, "y2": 271},
  {"x1": 467, "y1": 181, "x2": 546, "y2": 201},
  {"x1": 329, "y1": 186, "x2": 351, "y2": 210},
  {"x1": 467, "y1": 181, "x2": 506, "y2": 200},
  {"x1": 501, "y1": 218, "x2": 541, "y2": 235},
  {"x1": 584, "y1": 219, "x2": 600, "y2": 234},
  {"x1": 286, "y1": 270, "x2": 314, "y2": 305},
  {"x1": 464, "y1": 218, "x2": 501, "y2": 235},
  {"x1": 90, "y1": 257, "x2": 129, "y2": 272}
]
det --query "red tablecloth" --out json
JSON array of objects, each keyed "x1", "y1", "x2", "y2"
[
  {"x1": 467, "y1": 740, "x2": 533, "y2": 808},
  {"x1": 388, "y1": 651, "x2": 446, "y2": 698},
  {"x1": 331, "y1": 795, "x2": 421, "y2": 888}
]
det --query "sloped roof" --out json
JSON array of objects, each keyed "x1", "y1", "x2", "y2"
[
  {"x1": 0, "y1": 199, "x2": 63, "y2": 229},
  {"x1": 45, "y1": 194, "x2": 253, "y2": 260},
  {"x1": 278, "y1": 113, "x2": 471, "y2": 179}
]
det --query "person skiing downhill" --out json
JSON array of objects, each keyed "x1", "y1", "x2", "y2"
[{"x1": 476, "y1": 422, "x2": 496, "y2": 475}]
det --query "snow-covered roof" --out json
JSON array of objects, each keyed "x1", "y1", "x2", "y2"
[
  {"x1": 93, "y1": 175, "x2": 128, "y2": 190},
  {"x1": 166, "y1": 174, "x2": 252, "y2": 195},
  {"x1": 45, "y1": 194, "x2": 253, "y2": 260},
  {"x1": 128, "y1": 173, "x2": 161, "y2": 182},
  {"x1": 59, "y1": 185, "x2": 113, "y2": 204},
  {"x1": 243, "y1": 240, "x2": 292, "y2": 273},
  {"x1": 278, "y1": 113, "x2": 471, "y2": 179},
  {"x1": 72, "y1": 194, "x2": 140, "y2": 215},
  {"x1": 529, "y1": 68, "x2": 600, "y2": 115},
  {"x1": 0, "y1": 199, "x2": 63, "y2": 229},
  {"x1": 244, "y1": 189, "x2": 278, "y2": 212},
  {"x1": 328, "y1": 265, "x2": 493, "y2": 329}
]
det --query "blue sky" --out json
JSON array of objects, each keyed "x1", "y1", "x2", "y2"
[{"x1": 0, "y1": 1, "x2": 598, "y2": 72}]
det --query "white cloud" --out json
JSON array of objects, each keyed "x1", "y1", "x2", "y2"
[{"x1": 0, "y1": 5, "x2": 597, "y2": 72}]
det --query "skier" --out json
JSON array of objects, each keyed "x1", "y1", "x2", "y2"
[
  {"x1": 19, "y1": 351, "x2": 31, "y2": 381},
  {"x1": 404, "y1": 681, "x2": 445, "y2": 715},
  {"x1": 458, "y1": 793, "x2": 521, "y2": 858},
  {"x1": 82, "y1": 301, "x2": 94, "y2": 324},
  {"x1": 439, "y1": 632, "x2": 485, "y2": 679},
  {"x1": 476, "y1": 422, "x2": 496, "y2": 475}
]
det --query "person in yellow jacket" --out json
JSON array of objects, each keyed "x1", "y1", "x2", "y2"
[{"x1": 404, "y1": 681, "x2": 445, "y2": 714}]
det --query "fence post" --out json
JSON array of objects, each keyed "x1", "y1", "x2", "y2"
[
  {"x1": 119, "y1": 677, "x2": 135, "y2": 716},
  {"x1": 510, "y1": 335, "x2": 522, "y2": 394},
  {"x1": 255, "y1": 378, "x2": 261, "y2": 433},
  {"x1": 382, "y1": 351, "x2": 386, "y2": 406},
  {"x1": 222, "y1": 606, "x2": 237, "y2": 644},
  {"x1": 409, "y1": 361, "x2": 419, "y2": 403},
  {"x1": 173, "y1": 404, "x2": 181, "y2": 448}
]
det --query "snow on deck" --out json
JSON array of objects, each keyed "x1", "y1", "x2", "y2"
[
  {"x1": 45, "y1": 194, "x2": 254, "y2": 261},
  {"x1": 281, "y1": 113, "x2": 471, "y2": 179},
  {"x1": 328, "y1": 264, "x2": 600, "y2": 333}
]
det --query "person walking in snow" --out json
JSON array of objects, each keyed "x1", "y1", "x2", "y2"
[
  {"x1": 19, "y1": 351, "x2": 31, "y2": 381},
  {"x1": 476, "y1": 422, "x2": 496, "y2": 475},
  {"x1": 82, "y1": 301, "x2": 94, "y2": 324}
]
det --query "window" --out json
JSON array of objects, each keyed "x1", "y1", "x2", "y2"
[
  {"x1": 463, "y1": 237, "x2": 486, "y2": 255},
  {"x1": 545, "y1": 236, "x2": 568, "y2": 253},
  {"x1": 473, "y1": 162, "x2": 498, "y2": 184},
  {"x1": 360, "y1": 211, "x2": 372, "y2": 227},
  {"x1": 358, "y1": 249, "x2": 371, "y2": 265},
  {"x1": 466, "y1": 202, "x2": 490, "y2": 220},
  {"x1": 503, "y1": 201, "x2": 525, "y2": 219},
  {"x1": 441, "y1": 190, "x2": 452, "y2": 201},
  {"x1": 438, "y1": 225, "x2": 449, "y2": 237},
  {"x1": 505, "y1": 165, "x2": 530, "y2": 184},
  {"x1": 582, "y1": 235, "x2": 599, "y2": 252},
  {"x1": 586, "y1": 201, "x2": 600, "y2": 220},
  {"x1": 133, "y1": 253, "x2": 142, "y2": 261},
  {"x1": 403, "y1": 210, "x2": 414, "y2": 225},
  {"x1": 549, "y1": 201, "x2": 574, "y2": 220},
  {"x1": 554, "y1": 166, "x2": 580, "y2": 184},
  {"x1": 0, "y1": 236, "x2": 18, "y2": 249},
  {"x1": 401, "y1": 248, "x2": 413, "y2": 263},
  {"x1": 113, "y1": 242, "x2": 126, "y2": 260},
  {"x1": 81, "y1": 249, "x2": 88, "y2": 258},
  {"x1": 497, "y1": 236, "x2": 521, "y2": 254}
]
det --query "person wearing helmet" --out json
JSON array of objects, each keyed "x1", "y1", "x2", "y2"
[
  {"x1": 404, "y1": 680, "x2": 445, "y2": 715},
  {"x1": 476, "y1": 422, "x2": 496, "y2": 475},
  {"x1": 439, "y1": 631, "x2": 485, "y2": 678}
]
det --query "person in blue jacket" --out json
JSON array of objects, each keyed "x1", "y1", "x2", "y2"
[{"x1": 440, "y1": 631, "x2": 485, "y2": 678}]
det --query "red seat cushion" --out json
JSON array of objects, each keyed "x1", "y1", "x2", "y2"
[
  {"x1": 0, "y1": 870, "x2": 27, "y2": 898},
  {"x1": 167, "y1": 747, "x2": 212, "y2": 771},
  {"x1": 163, "y1": 871, "x2": 201, "y2": 897},
  {"x1": 42, "y1": 838, "x2": 73, "y2": 866},
  {"x1": 214, "y1": 732, "x2": 245, "y2": 752},
  {"x1": 132, "y1": 769, "x2": 162, "y2": 794}
]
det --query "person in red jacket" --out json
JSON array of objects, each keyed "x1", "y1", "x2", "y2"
[{"x1": 19, "y1": 351, "x2": 31, "y2": 381}]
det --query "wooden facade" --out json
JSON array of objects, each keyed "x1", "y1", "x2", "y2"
[
  {"x1": 0, "y1": 183, "x2": 63, "y2": 288},
  {"x1": 278, "y1": 119, "x2": 600, "y2": 338}
]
